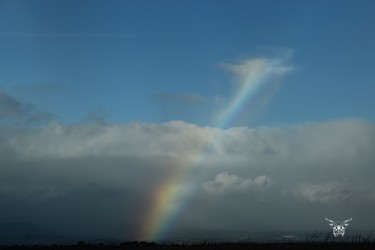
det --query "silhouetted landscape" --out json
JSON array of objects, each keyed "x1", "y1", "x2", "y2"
[
  {"x1": 1, "y1": 222, "x2": 375, "y2": 250},
  {"x1": 1, "y1": 240, "x2": 375, "y2": 250}
]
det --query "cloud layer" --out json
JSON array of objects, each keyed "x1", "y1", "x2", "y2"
[{"x1": 0, "y1": 116, "x2": 375, "y2": 238}]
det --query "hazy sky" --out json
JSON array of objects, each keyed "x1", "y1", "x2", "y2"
[{"x1": 0, "y1": 0, "x2": 375, "y2": 241}]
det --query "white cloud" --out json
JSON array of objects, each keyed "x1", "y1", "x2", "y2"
[
  {"x1": 214, "y1": 55, "x2": 294, "y2": 127},
  {"x1": 222, "y1": 58, "x2": 293, "y2": 80},
  {"x1": 203, "y1": 173, "x2": 271, "y2": 195},
  {"x1": 293, "y1": 181, "x2": 354, "y2": 204}
]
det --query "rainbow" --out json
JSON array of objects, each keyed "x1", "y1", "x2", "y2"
[{"x1": 137, "y1": 58, "x2": 291, "y2": 241}]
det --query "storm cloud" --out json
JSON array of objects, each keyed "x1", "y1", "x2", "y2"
[{"x1": 1, "y1": 118, "x2": 375, "y2": 238}]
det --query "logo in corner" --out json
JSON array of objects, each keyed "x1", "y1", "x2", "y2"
[{"x1": 325, "y1": 218, "x2": 352, "y2": 237}]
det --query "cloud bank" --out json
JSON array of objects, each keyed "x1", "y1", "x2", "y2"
[{"x1": 0, "y1": 117, "x2": 375, "y2": 238}]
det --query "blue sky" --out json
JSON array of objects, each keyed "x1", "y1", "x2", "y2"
[{"x1": 1, "y1": 0, "x2": 374, "y2": 126}]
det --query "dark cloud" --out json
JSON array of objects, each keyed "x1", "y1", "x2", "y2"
[
  {"x1": 151, "y1": 92, "x2": 212, "y2": 124},
  {"x1": 0, "y1": 89, "x2": 31, "y2": 118},
  {"x1": 0, "y1": 119, "x2": 374, "y2": 239},
  {"x1": 0, "y1": 89, "x2": 55, "y2": 125},
  {"x1": 80, "y1": 109, "x2": 109, "y2": 125}
]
